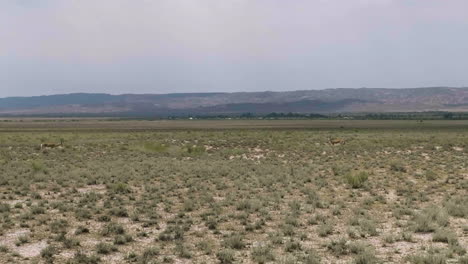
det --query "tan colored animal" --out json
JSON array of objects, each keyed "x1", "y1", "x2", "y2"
[
  {"x1": 40, "y1": 139, "x2": 64, "y2": 149},
  {"x1": 328, "y1": 138, "x2": 345, "y2": 145}
]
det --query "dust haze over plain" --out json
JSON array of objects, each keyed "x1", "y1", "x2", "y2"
[{"x1": 1, "y1": 0, "x2": 468, "y2": 98}]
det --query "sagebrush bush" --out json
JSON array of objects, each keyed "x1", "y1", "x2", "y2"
[
  {"x1": 251, "y1": 244, "x2": 275, "y2": 263},
  {"x1": 100, "y1": 222, "x2": 125, "y2": 236},
  {"x1": 217, "y1": 249, "x2": 235, "y2": 264},
  {"x1": 444, "y1": 196, "x2": 468, "y2": 218},
  {"x1": 345, "y1": 171, "x2": 369, "y2": 188},
  {"x1": 223, "y1": 234, "x2": 245, "y2": 250},
  {"x1": 68, "y1": 252, "x2": 100, "y2": 264},
  {"x1": 408, "y1": 254, "x2": 446, "y2": 264},
  {"x1": 40, "y1": 245, "x2": 56, "y2": 259},
  {"x1": 96, "y1": 242, "x2": 117, "y2": 254}
]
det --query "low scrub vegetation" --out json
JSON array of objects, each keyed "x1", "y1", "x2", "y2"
[{"x1": 0, "y1": 123, "x2": 467, "y2": 263}]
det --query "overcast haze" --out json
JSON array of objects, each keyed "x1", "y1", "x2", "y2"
[{"x1": 1, "y1": 0, "x2": 468, "y2": 97}]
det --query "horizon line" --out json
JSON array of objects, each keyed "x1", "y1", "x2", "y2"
[{"x1": 2, "y1": 86, "x2": 468, "y2": 99}]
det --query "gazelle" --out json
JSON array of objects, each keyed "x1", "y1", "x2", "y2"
[
  {"x1": 328, "y1": 137, "x2": 345, "y2": 145},
  {"x1": 40, "y1": 139, "x2": 64, "y2": 149}
]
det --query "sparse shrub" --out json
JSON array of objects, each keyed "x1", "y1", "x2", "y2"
[
  {"x1": 444, "y1": 196, "x2": 468, "y2": 218},
  {"x1": 0, "y1": 203, "x2": 10, "y2": 213},
  {"x1": 41, "y1": 245, "x2": 56, "y2": 259},
  {"x1": 393, "y1": 207, "x2": 413, "y2": 219},
  {"x1": 449, "y1": 243, "x2": 466, "y2": 256},
  {"x1": 282, "y1": 224, "x2": 296, "y2": 236},
  {"x1": 186, "y1": 145, "x2": 206, "y2": 155},
  {"x1": 32, "y1": 192, "x2": 42, "y2": 199},
  {"x1": 162, "y1": 256, "x2": 174, "y2": 263},
  {"x1": 413, "y1": 206, "x2": 448, "y2": 233},
  {"x1": 217, "y1": 249, "x2": 235, "y2": 264},
  {"x1": 279, "y1": 254, "x2": 298, "y2": 264},
  {"x1": 50, "y1": 219, "x2": 69, "y2": 233},
  {"x1": 236, "y1": 199, "x2": 252, "y2": 211},
  {"x1": 268, "y1": 232, "x2": 284, "y2": 245},
  {"x1": 304, "y1": 188, "x2": 322, "y2": 208},
  {"x1": 251, "y1": 244, "x2": 275, "y2": 263},
  {"x1": 75, "y1": 226, "x2": 90, "y2": 235},
  {"x1": 125, "y1": 252, "x2": 138, "y2": 262},
  {"x1": 100, "y1": 222, "x2": 125, "y2": 236},
  {"x1": 349, "y1": 242, "x2": 368, "y2": 254},
  {"x1": 97, "y1": 215, "x2": 111, "y2": 222},
  {"x1": 425, "y1": 170, "x2": 437, "y2": 181},
  {"x1": 348, "y1": 228, "x2": 359, "y2": 239},
  {"x1": 308, "y1": 214, "x2": 326, "y2": 225},
  {"x1": 327, "y1": 238, "x2": 349, "y2": 256},
  {"x1": 401, "y1": 231, "x2": 414, "y2": 242},
  {"x1": 390, "y1": 161, "x2": 406, "y2": 172},
  {"x1": 353, "y1": 250, "x2": 380, "y2": 264},
  {"x1": 414, "y1": 215, "x2": 435, "y2": 233},
  {"x1": 67, "y1": 252, "x2": 100, "y2": 264},
  {"x1": 0, "y1": 246, "x2": 8, "y2": 253},
  {"x1": 288, "y1": 200, "x2": 301, "y2": 212},
  {"x1": 109, "y1": 207, "x2": 128, "y2": 217},
  {"x1": 158, "y1": 224, "x2": 185, "y2": 241},
  {"x1": 114, "y1": 234, "x2": 133, "y2": 245},
  {"x1": 183, "y1": 199, "x2": 197, "y2": 212},
  {"x1": 206, "y1": 217, "x2": 218, "y2": 230},
  {"x1": 332, "y1": 164, "x2": 350, "y2": 176},
  {"x1": 138, "y1": 247, "x2": 159, "y2": 263},
  {"x1": 63, "y1": 237, "x2": 80, "y2": 249},
  {"x1": 359, "y1": 219, "x2": 378, "y2": 236},
  {"x1": 16, "y1": 235, "x2": 29, "y2": 246},
  {"x1": 31, "y1": 206, "x2": 45, "y2": 214},
  {"x1": 223, "y1": 234, "x2": 245, "y2": 250},
  {"x1": 383, "y1": 234, "x2": 396, "y2": 244},
  {"x1": 285, "y1": 240, "x2": 302, "y2": 252},
  {"x1": 32, "y1": 160, "x2": 46, "y2": 173},
  {"x1": 302, "y1": 250, "x2": 321, "y2": 264},
  {"x1": 318, "y1": 223, "x2": 333, "y2": 237},
  {"x1": 345, "y1": 171, "x2": 369, "y2": 188},
  {"x1": 175, "y1": 242, "x2": 192, "y2": 259},
  {"x1": 96, "y1": 242, "x2": 117, "y2": 254},
  {"x1": 285, "y1": 215, "x2": 299, "y2": 227},
  {"x1": 75, "y1": 208, "x2": 92, "y2": 219},
  {"x1": 459, "y1": 256, "x2": 468, "y2": 264},
  {"x1": 197, "y1": 239, "x2": 215, "y2": 255},
  {"x1": 432, "y1": 229, "x2": 458, "y2": 245},
  {"x1": 408, "y1": 253, "x2": 446, "y2": 264},
  {"x1": 55, "y1": 233, "x2": 80, "y2": 248},
  {"x1": 109, "y1": 182, "x2": 131, "y2": 194}
]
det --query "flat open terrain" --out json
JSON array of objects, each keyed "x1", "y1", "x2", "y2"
[
  {"x1": 0, "y1": 120, "x2": 467, "y2": 263},
  {"x1": 2, "y1": 119, "x2": 468, "y2": 132}
]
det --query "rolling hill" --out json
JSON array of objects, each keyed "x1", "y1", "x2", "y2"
[{"x1": 1, "y1": 87, "x2": 468, "y2": 116}]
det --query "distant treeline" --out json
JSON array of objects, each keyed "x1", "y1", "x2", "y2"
[
  {"x1": 352, "y1": 112, "x2": 468, "y2": 120},
  {"x1": 2, "y1": 111, "x2": 468, "y2": 120},
  {"x1": 165, "y1": 111, "x2": 468, "y2": 120}
]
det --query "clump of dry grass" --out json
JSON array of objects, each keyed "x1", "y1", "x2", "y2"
[{"x1": 345, "y1": 171, "x2": 369, "y2": 188}]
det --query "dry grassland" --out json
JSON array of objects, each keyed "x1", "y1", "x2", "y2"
[{"x1": 0, "y1": 120, "x2": 467, "y2": 263}]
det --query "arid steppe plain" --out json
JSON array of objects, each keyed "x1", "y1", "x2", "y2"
[{"x1": 0, "y1": 119, "x2": 467, "y2": 263}]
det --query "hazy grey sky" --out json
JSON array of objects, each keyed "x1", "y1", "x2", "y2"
[{"x1": 1, "y1": 0, "x2": 468, "y2": 97}]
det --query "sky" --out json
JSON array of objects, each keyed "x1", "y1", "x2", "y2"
[{"x1": 1, "y1": 0, "x2": 468, "y2": 97}]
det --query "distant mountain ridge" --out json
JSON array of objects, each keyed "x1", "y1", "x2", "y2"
[{"x1": 1, "y1": 87, "x2": 468, "y2": 116}]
